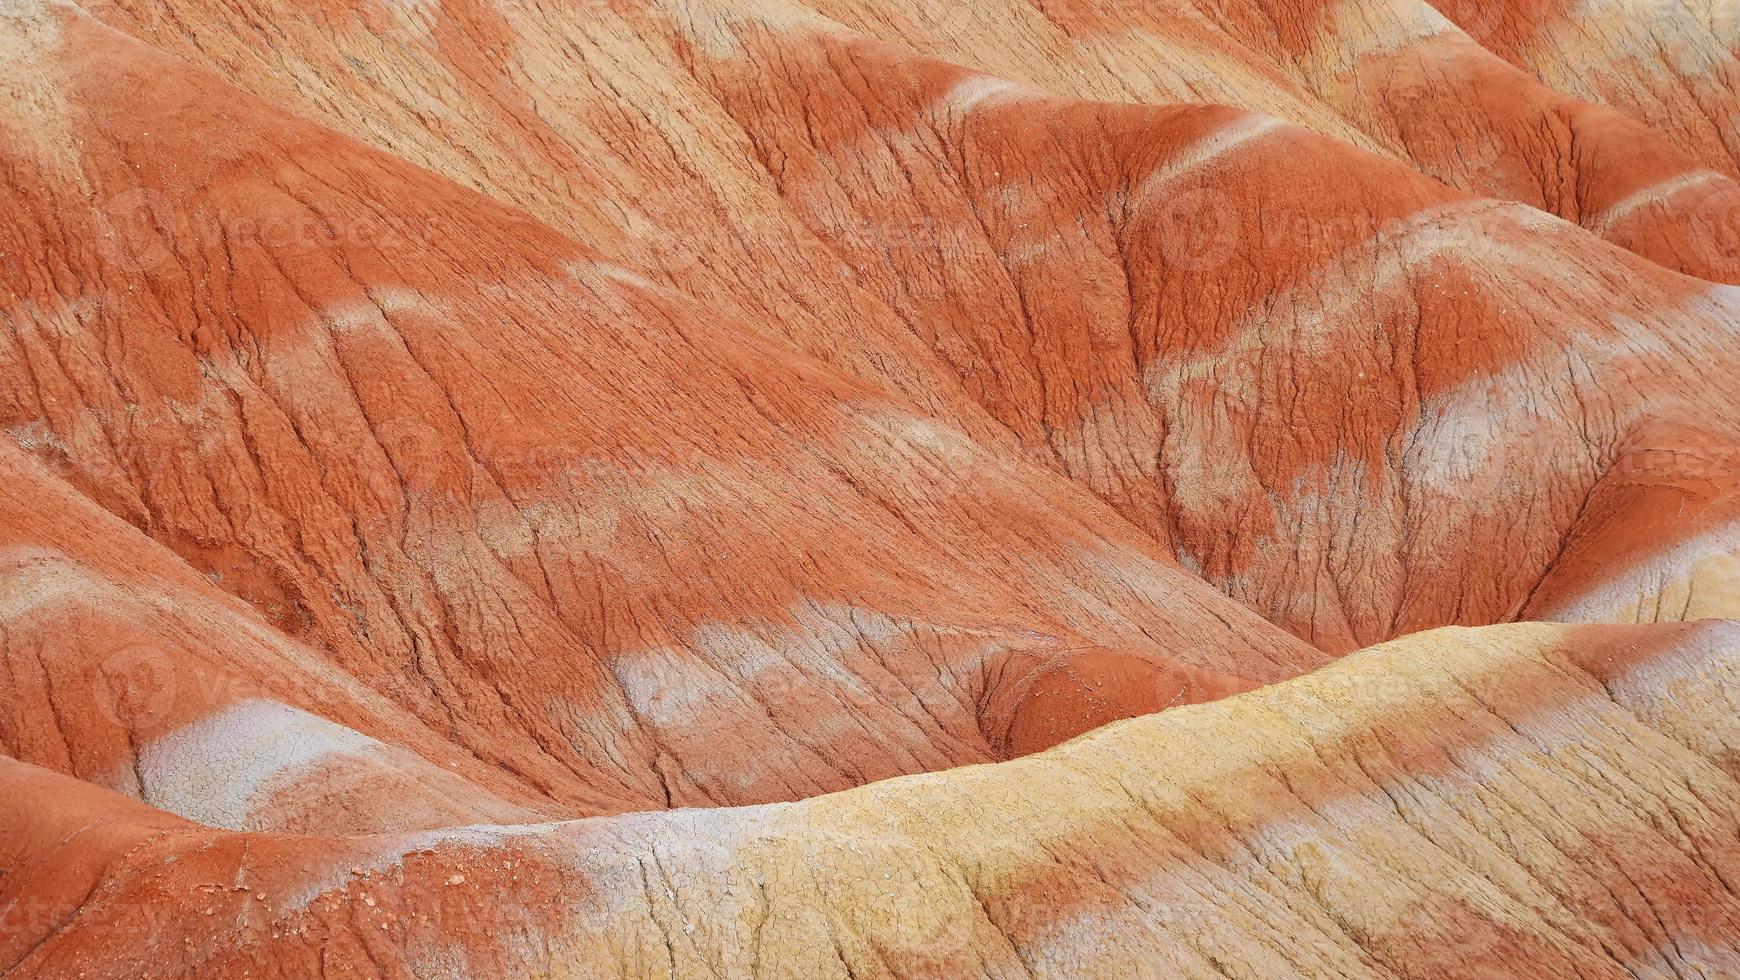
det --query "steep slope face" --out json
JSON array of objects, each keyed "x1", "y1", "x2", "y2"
[
  {"x1": 0, "y1": 2, "x2": 1322, "y2": 816},
  {"x1": 9, "y1": 622, "x2": 1740, "y2": 977},
  {"x1": 4, "y1": 1, "x2": 1740, "y2": 975},
  {"x1": 800, "y1": 0, "x2": 1740, "y2": 283},
  {"x1": 678, "y1": 27, "x2": 1740, "y2": 650},
  {"x1": 1432, "y1": 0, "x2": 1740, "y2": 181},
  {"x1": 1428, "y1": 0, "x2": 1740, "y2": 280},
  {"x1": 0, "y1": 439, "x2": 554, "y2": 834},
  {"x1": 61, "y1": 0, "x2": 1740, "y2": 652},
  {"x1": 76, "y1": 0, "x2": 1740, "y2": 286},
  {"x1": 1521, "y1": 421, "x2": 1740, "y2": 625},
  {"x1": 63, "y1": 0, "x2": 1002, "y2": 436}
]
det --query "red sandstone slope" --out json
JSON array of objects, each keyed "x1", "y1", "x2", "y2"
[
  {"x1": 676, "y1": 32, "x2": 1740, "y2": 651},
  {"x1": 1428, "y1": 0, "x2": 1740, "y2": 280},
  {"x1": 55, "y1": 0, "x2": 1740, "y2": 652},
  {"x1": 0, "y1": 439, "x2": 553, "y2": 834},
  {"x1": 75, "y1": 0, "x2": 1740, "y2": 283},
  {"x1": 4, "y1": 0, "x2": 1740, "y2": 975},
  {"x1": 1433, "y1": 0, "x2": 1740, "y2": 181},
  {"x1": 796, "y1": 0, "x2": 1740, "y2": 283},
  {"x1": 1, "y1": 2, "x2": 1322, "y2": 818}
]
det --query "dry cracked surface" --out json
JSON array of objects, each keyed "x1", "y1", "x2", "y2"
[{"x1": 2, "y1": 0, "x2": 1740, "y2": 976}]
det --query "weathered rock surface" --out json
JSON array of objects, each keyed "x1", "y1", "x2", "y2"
[
  {"x1": 10, "y1": 623, "x2": 1740, "y2": 977},
  {"x1": 3, "y1": 3, "x2": 1328, "y2": 820},
  {"x1": 2, "y1": 0, "x2": 1739, "y2": 975},
  {"x1": 50, "y1": 0, "x2": 1740, "y2": 651}
]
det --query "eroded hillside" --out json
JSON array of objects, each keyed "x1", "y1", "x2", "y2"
[{"x1": 3, "y1": 0, "x2": 1739, "y2": 976}]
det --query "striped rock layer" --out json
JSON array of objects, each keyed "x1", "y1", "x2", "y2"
[
  {"x1": 8, "y1": 623, "x2": 1740, "y2": 977},
  {"x1": 0, "y1": 0, "x2": 1738, "y2": 975}
]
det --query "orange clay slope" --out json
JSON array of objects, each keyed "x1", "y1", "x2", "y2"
[
  {"x1": 76, "y1": 0, "x2": 1740, "y2": 283},
  {"x1": 1429, "y1": 0, "x2": 1740, "y2": 280},
  {"x1": 1433, "y1": 0, "x2": 1740, "y2": 181},
  {"x1": 794, "y1": 0, "x2": 1740, "y2": 283},
  {"x1": 2, "y1": 0, "x2": 1740, "y2": 974},
  {"x1": 1, "y1": 4, "x2": 1328, "y2": 817},
  {"x1": 56, "y1": 0, "x2": 1740, "y2": 652}
]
